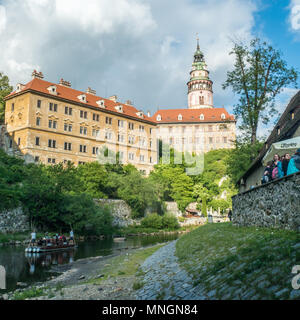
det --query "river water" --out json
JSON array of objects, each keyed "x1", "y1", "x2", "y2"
[{"x1": 0, "y1": 233, "x2": 179, "y2": 293}]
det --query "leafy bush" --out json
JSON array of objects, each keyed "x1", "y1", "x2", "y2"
[
  {"x1": 162, "y1": 213, "x2": 180, "y2": 229},
  {"x1": 141, "y1": 214, "x2": 163, "y2": 229}
]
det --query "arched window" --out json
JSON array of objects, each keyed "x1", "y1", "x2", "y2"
[
  {"x1": 157, "y1": 114, "x2": 162, "y2": 121},
  {"x1": 200, "y1": 114, "x2": 204, "y2": 120},
  {"x1": 221, "y1": 113, "x2": 226, "y2": 120},
  {"x1": 178, "y1": 114, "x2": 182, "y2": 121}
]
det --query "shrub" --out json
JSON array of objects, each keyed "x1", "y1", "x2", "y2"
[
  {"x1": 162, "y1": 213, "x2": 180, "y2": 229},
  {"x1": 141, "y1": 214, "x2": 163, "y2": 229}
]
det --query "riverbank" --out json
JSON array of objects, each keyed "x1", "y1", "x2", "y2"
[
  {"x1": 3, "y1": 243, "x2": 165, "y2": 300},
  {"x1": 4, "y1": 223, "x2": 298, "y2": 300},
  {"x1": 0, "y1": 227, "x2": 194, "y2": 245}
]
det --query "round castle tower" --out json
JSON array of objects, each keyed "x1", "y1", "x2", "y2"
[{"x1": 187, "y1": 39, "x2": 213, "y2": 109}]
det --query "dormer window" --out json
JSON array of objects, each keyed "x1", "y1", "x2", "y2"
[
  {"x1": 16, "y1": 83, "x2": 25, "y2": 93},
  {"x1": 178, "y1": 114, "x2": 182, "y2": 121},
  {"x1": 221, "y1": 113, "x2": 226, "y2": 120},
  {"x1": 200, "y1": 114, "x2": 204, "y2": 120},
  {"x1": 115, "y1": 105, "x2": 123, "y2": 113},
  {"x1": 47, "y1": 85, "x2": 57, "y2": 95},
  {"x1": 96, "y1": 100, "x2": 105, "y2": 108},
  {"x1": 78, "y1": 94, "x2": 86, "y2": 103},
  {"x1": 157, "y1": 114, "x2": 162, "y2": 121},
  {"x1": 136, "y1": 111, "x2": 144, "y2": 118}
]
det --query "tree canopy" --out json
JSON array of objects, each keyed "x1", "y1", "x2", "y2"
[
  {"x1": 223, "y1": 38, "x2": 298, "y2": 144},
  {"x1": 0, "y1": 72, "x2": 13, "y2": 124}
]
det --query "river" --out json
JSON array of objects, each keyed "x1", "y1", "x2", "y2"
[{"x1": 0, "y1": 233, "x2": 179, "y2": 293}]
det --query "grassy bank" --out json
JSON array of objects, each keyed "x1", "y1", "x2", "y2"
[
  {"x1": 0, "y1": 232, "x2": 42, "y2": 244},
  {"x1": 87, "y1": 244, "x2": 164, "y2": 288},
  {"x1": 176, "y1": 223, "x2": 300, "y2": 300}
]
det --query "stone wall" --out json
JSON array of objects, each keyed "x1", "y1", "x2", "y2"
[
  {"x1": 232, "y1": 172, "x2": 300, "y2": 231},
  {"x1": 165, "y1": 202, "x2": 183, "y2": 217},
  {"x1": 94, "y1": 199, "x2": 135, "y2": 227},
  {"x1": 0, "y1": 207, "x2": 29, "y2": 233}
]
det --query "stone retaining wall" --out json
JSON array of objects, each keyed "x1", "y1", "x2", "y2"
[
  {"x1": 94, "y1": 199, "x2": 135, "y2": 227},
  {"x1": 0, "y1": 207, "x2": 29, "y2": 233},
  {"x1": 232, "y1": 172, "x2": 300, "y2": 231}
]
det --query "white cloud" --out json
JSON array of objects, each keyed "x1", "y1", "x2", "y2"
[
  {"x1": 0, "y1": 0, "x2": 257, "y2": 114},
  {"x1": 0, "y1": 6, "x2": 6, "y2": 34},
  {"x1": 290, "y1": 1, "x2": 300, "y2": 30}
]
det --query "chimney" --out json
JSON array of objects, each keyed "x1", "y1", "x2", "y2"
[
  {"x1": 86, "y1": 87, "x2": 96, "y2": 95},
  {"x1": 32, "y1": 70, "x2": 44, "y2": 80},
  {"x1": 109, "y1": 95, "x2": 117, "y2": 102},
  {"x1": 147, "y1": 110, "x2": 151, "y2": 117},
  {"x1": 126, "y1": 100, "x2": 132, "y2": 105},
  {"x1": 59, "y1": 78, "x2": 71, "y2": 87}
]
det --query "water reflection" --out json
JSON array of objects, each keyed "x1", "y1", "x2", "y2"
[{"x1": 0, "y1": 233, "x2": 179, "y2": 293}]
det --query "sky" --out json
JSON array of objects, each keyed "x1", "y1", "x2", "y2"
[{"x1": 0, "y1": 0, "x2": 300, "y2": 139}]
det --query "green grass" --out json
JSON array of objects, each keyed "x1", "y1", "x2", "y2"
[
  {"x1": 12, "y1": 287, "x2": 45, "y2": 300},
  {"x1": 87, "y1": 244, "x2": 164, "y2": 285},
  {"x1": 0, "y1": 232, "x2": 46, "y2": 243},
  {"x1": 176, "y1": 223, "x2": 300, "y2": 300}
]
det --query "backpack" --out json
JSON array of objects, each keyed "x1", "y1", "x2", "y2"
[{"x1": 272, "y1": 167, "x2": 279, "y2": 179}]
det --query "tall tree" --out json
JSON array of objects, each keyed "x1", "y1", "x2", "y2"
[
  {"x1": 0, "y1": 72, "x2": 13, "y2": 124},
  {"x1": 223, "y1": 38, "x2": 298, "y2": 144}
]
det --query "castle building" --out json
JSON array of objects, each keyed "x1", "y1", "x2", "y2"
[
  {"x1": 3, "y1": 40, "x2": 236, "y2": 172},
  {"x1": 153, "y1": 39, "x2": 236, "y2": 153},
  {"x1": 3, "y1": 71, "x2": 157, "y2": 175}
]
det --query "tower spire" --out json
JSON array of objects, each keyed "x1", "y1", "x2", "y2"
[{"x1": 196, "y1": 33, "x2": 200, "y2": 50}]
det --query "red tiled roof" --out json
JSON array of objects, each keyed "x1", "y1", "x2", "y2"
[
  {"x1": 5, "y1": 77, "x2": 154, "y2": 124},
  {"x1": 151, "y1": 107, "x2": 235, "y2": 123}
]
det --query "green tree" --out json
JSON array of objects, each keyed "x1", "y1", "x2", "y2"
[
  {"x1": 223, "y1": 38, "x2": 298, "y2": 143},
  {"x1": 225, "y1": 139, "x2": 264, "y2": 184},
  {"x1": 0, "y1": 72, "x2": 13, "y2": 124}
]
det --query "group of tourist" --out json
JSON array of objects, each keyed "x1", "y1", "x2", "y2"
[
  {"x1": 30, "y1": 230, "x2": 75, "y2": 247},
  {"x1": 262, "y1": 148, "x2": 300, "y2": 184}
]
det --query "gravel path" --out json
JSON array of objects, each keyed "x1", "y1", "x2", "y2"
[{"x1": 135, "y1": 240, "x2": 205, "y2": 300}]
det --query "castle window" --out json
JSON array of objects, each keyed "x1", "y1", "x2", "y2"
[
  {"x1": 34, "y1": 156, "x2": 39, "y2": 162},
  {"x1": 118, "y1": 120, "x2": 124, "y2": 127},
  {"x1": 36, "y1": 117, "x2": 41, "y2": 126},
  {"x1": 128, "y1": 122, "x2": 134, "y2": 130},
  {"x1": 92, "y1": 129, "x2": 100, "y2": 138},
  {"x1": 221, "y1": 113, "x2": 226, "y2": 120},
  {"x1": 37, "y1": 100, "x2": 41, "y2": 108},
  {"x1": 64, "y1": 142, "x2": 72, "y2": 151},
  {"x1": 200, "y1": 114, "x2": 204, "y2": 120},
  {"x1": 93, "y1": 113, "x2": 100, "y2": 121},
  {"x1": 79, "y1": 145, "x2": 87, "y2": 153},
  {"x1": 92, "y1": 147, "x2": 99, "y2": 155},
  {"x1": 80, "y1": 110, "x2": 87, "y2": 119},
  {"x1": 48, "y1": 139, "x2": 56, "y2": 148},
  {"x1": 106, "y1": 117, "x2": 112, "y2": 125},
  {"x1": 178, "y1": 114, "x2": 182, "y2": 121},
  {"x1": 35, "y1": 137, "x2": 40, "y2": 146},
  {"x1": 223, "y1": 137, "x2": 227, "y2": 144},
  {"x1": 199, "y1": 96, "x2": 204, "y2": 104},
  {"x1": 157, "y1": 114, "x2": 162, "y2": 121},
  {"x1": 65, "y1": 106, "x2": 72, "y2": 115},
  {"x1": 80, "y1": 126, "x2": 87, "y2": 135}
]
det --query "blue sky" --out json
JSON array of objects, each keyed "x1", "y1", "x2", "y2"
[{"x1": 0, "y1": 0, "x2": 299, "y2": 138}]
